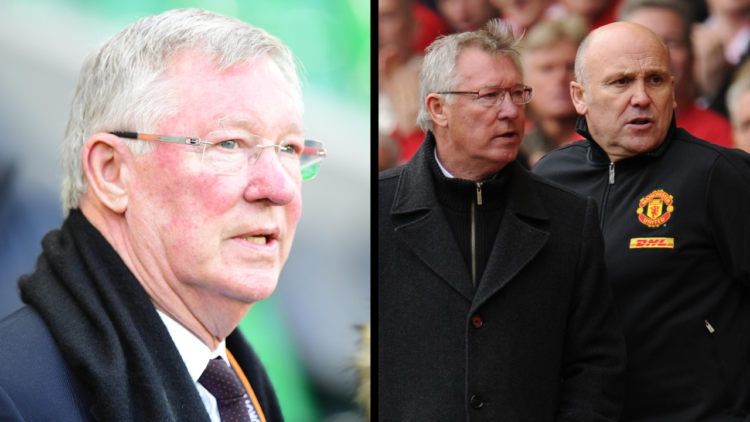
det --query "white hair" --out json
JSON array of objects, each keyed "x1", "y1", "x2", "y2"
[
  {"x1": 61, "y1": 8, "x2": 302, "y2": 214},
  {"x1": 417, "y1": 19, "x2": 524, "y2": 133}
]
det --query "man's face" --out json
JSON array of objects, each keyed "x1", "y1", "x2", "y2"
[
  {"x1": 574, "y1": 24, "x2": 676, "y2": 161},
  {"x1": 437, "y1": 0, "x2": 498, "y2": 33},
  {"x1": 442, "y1": 48, "x2": 525, "y2": 169},
  {"x1": 626, "y1": 8, "x2": 690, "y2": 94},
  {"x1": 733, "y1": 89, "x2": 750, "y2": 153},
  {"x1": 129, "y1": 51, "x2": 303, "y2": 311},
  {"x1": 525, "y1": 40, "x2": 578, "y2": 119},
  {"x1": 490, "y1": 0, "x2": 550, "y2": 29},
  {"x1": 379, "y1": 0, "x2": 412, "y2": 53}
]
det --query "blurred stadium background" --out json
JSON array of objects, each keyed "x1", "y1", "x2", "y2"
[{"x1": 0, "y1": 1, "x2": 370, "y2": 421}]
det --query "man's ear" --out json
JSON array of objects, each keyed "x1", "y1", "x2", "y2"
[
  {"x1": 570, "y1": 81, "x2": 589, "y2": 115},
  {"x1": 426, "y1": 93, "x2": 449, "y2": 128},
  {"x1": 81, "y1": 133, "x2": 132, "y2": 214}
]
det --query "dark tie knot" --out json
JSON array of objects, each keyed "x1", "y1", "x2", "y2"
[
  {"x1": 197, "y1": 356, "x2": 261, "y2": 422},
  {"x1": 198, "y1": 357, "x2": 246, "y2": 400}
]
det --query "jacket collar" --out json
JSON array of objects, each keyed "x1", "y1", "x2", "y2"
[
  {"x1": 389, "y1": 132, "x2": 549, "y2": 304},
  {"x1": 575, "y1": 112, "x2": 677, "y2": 166},
  {"x1": 392, "y1": 131, "x2": 548, "y2": 222}
]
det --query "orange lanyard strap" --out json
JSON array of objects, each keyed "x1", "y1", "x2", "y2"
[{"x1": 226, "y1": 349, "x2": 267, "y2": 422}]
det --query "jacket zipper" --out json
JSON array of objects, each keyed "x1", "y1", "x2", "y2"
[
  {"x1": 600, "y1": 162, "x2": 615, "y2": 231},
  {"x1": 471, "y1": 182, "x2": 483, "y2": 287}
]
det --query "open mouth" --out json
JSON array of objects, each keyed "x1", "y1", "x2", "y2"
[
  {"x1": 497, "y1": 132, "x2": 516, "y2": 138},
  {"x1": 242, "y1": 236, "x2": 268, "y2": 245},
  {"x1": 628, "y1": 118, "x2": 653, "y2": 126},
  {"x1": 237, "y1": 229, "x2": 279, "y2": 247}
]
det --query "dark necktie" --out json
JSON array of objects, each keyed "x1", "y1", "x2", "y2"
[{"x1": 198, "y1": 356, "x2": 261, "y2": 422}]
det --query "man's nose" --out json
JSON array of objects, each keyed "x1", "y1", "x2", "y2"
[
  {"x1": 497, "y1": 94, "x2": 520, "y2": 119},
  {"x1": 630, "y1": 80, "x2": 652, "y2": 107},
  {"x1": 243, "y1": 148, "x2": 297, "y2": 205}
]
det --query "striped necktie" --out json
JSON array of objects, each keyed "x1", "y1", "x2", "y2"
[{"x1": 198, "y1": 356, "x2": 261, "y2": 422}]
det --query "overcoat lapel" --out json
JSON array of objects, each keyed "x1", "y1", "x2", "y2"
[
  {"x1": 390, "y1": 144, "x2": 475, "y2": 302},
  {"x1": 471, "y1": 163, "x2": 550, "y2": 312}
]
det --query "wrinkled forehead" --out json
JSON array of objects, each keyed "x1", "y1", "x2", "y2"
[
  {"x1": 162, "y1": 51, "x2": 304, "y2": 136},
  {"x1": 588, "y1": 30, "x2": 671, "y2": 78}
]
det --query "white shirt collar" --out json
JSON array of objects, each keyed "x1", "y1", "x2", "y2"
[
  {"x1": 434, "y1": 147, "x2": 454, "y2": 178},
  {"x1": 156, "y1": 309, "x2": 228, "y2": 382}
]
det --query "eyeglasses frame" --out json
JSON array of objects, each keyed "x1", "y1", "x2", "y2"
[
  {"x1": 435, "y1": 85, "x2": 533, "y2": 105},
  {"x1": 109, "y1": 131, "x2": 326, "y2": 180}
]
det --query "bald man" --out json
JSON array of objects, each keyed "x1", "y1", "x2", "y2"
[{"x1": 534, "y1": 22, "x2": 750, "y2": 421}]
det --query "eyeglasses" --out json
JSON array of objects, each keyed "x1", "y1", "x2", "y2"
[
  {"x1": 435, "y1": 85, "x2": 532, "y2": 106},
  {"x1": 111, "y1": 131, "x2": 326, "y2": 180}
]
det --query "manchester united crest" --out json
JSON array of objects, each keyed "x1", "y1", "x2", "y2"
[{"x1": 636, "y1": 189, "x2": 674, "y2": 228}]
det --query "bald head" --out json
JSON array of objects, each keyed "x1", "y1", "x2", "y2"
[
  {"x1": 575, "y1": 22, "x2": 671, "y2": 89},
  {"x1": 569, "y1": 21, "x2": 676, "y2": 162}
]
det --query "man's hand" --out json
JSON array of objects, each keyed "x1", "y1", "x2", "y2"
[{"x1": 692, "y1": 23, "x2": 733, "y2": 99}]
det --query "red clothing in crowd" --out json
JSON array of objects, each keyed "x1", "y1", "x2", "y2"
[
  {"x1": 392, "y1": 128, "x2": 426, "y2": 164},
  {"x1": 677, "y1": 103, "x2": 733, "y2": 148},
  {"x1": 412, "y1": 2, "x2": 451, "y2": 53},
  {"x1": 589, "y1": 0, "x2": 625, "y2": 30}
]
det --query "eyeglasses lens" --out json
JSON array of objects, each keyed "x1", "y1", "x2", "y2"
[{"x1": 202, "y1": 131, "x2": 324, "y2": 180}]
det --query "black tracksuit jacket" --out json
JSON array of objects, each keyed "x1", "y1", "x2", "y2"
[{"x1": 533, "y1": 115, "x2": 750, "y2": 422}]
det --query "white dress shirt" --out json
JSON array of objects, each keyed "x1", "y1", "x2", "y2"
[
  {"x1": 434, "y1": 147, "x2": 455, "y2": 178},
  {"x1": 156, "y1": 309, "x2": 227, "y2": 422}
]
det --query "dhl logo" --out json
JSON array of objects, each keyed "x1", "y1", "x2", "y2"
[{"x1": 629, "y1": 237, "x2": 674, "y2": 249}]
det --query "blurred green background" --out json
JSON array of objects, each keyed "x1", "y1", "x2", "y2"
[
  {"x1": 62, "y1": 0, "x2": 370, "y2": 107},
  {"x1": 0, "y1": 1, "x2": 371, "y2": 421}
]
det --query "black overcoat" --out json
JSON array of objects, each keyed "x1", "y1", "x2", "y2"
[{"x1": 379, "y1": 138, "x2": 626, "y2": 421}]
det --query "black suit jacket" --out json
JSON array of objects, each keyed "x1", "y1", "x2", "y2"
[
  {"x1": 0, "y1": 306, "x2": 93, "y2": 421},
  {"x1": 0, "y1": 306, "x2": 279, "y2": 421},
  {"x1": 379, "y1": 137, "x2": 627, "y2": 421}
]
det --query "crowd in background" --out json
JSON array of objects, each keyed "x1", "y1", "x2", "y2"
[{"x1": 379, "y1": 0, "x2": 750, "y2": 171}]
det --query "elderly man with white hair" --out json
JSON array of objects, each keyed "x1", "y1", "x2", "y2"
[
  {"x1": 379, "y1": 19, "x2": 625, "y2": 421},
  {"x1": 0, "y1": 8, "x2": 326, "y2": 422}
]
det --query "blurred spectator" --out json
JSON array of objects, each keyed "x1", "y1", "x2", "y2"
[
  {"x1": 380, "y1": 55, "x2": 424, "y2": 163},
  {"x1": 379, "y1": 0, "x2": 416, "y2": 69},
  {"x1": 520, "y1": 16, "x2": 587, "y2": 167},
  {"x1": 413, "y1": 2, "x2": 453, "y2": 51},
  {"x1": 558, "y1": 0, "x2": 625, "y2": 29},
  {"x1": 489, "y1": 0, "x2": 563, "y2": 30},
  {"x1": 0, "y1": 159, "x2": 62, "y2": 320},
  {"x1": 621, "y1": 0, "x2": 734, "y2": 147},
  {"x1": 727, "y1": 71, "x2": 750, "y2": 152},
  {"x1": 378, "y1": 0, "x2": 431, "y2": 162},
  {"x1": 693, "y1": 0, "x2": 750, "y2": 105},
  {"x1": 490, "y1": 0, "x2": 535, "y2": 29},
  {"x1": 379, "y1": 132, "x2": 401, "y2": 171},
  {"x1": 435, "y1": 0, "x2": 499, "y2": 33}
]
